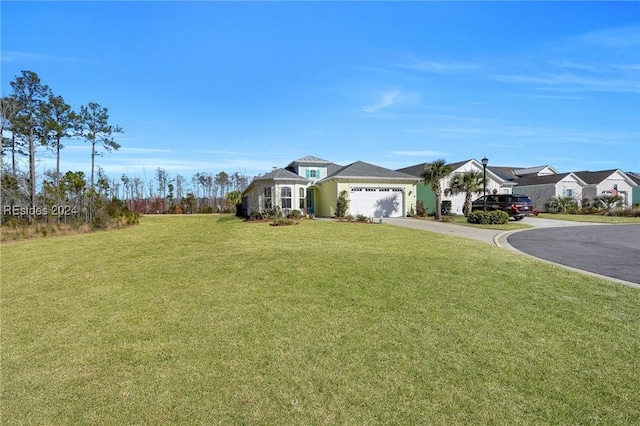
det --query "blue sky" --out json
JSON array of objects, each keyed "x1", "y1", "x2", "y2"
[{"x1": 2, "y1": 1, "x2": 639, "y2": 183}]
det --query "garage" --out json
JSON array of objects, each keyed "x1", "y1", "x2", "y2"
[{"x1": 349, "y1": 187, "x2": 404, "y2": 218}]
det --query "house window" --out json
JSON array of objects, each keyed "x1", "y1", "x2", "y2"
[
  {"x1": 281, "y1": 186, "x2": 292, "y2": 209},
  {"x1": 299, "y1": 187, "x2": 305, "y2": 209},
  {"x1": 263, "y1": 187, "x2": 272, "y2": 210},
  {"x1": 309, "y1": 169, "x2": 317, "y2": 178}
]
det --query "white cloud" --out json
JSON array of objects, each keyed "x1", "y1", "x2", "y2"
[
  {"x1": 399, "y1": 55, "x2": 482, "y2": 74},
  {"x1": 391, "y1": 150, "x2": 447, "y2": 157},
  {"x1": 118, "y1": 147, "x2": 172, "y2": 154},
  {"x1": 578, "y1": 25, "x2": 640, "y2": 50},
  {"x1": 492, "y1": 72, "x2": 640, "y2": 94},
  {"x1": 0, "y1": 50, "x2": 80, "y2": 64},
  {"x1": 362, "y1": 90, "x2": 400, "y2": 113}
]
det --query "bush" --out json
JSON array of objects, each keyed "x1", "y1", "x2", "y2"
[
  {"x1": 270, "y1": 217, "x2": 297, "y2": 226},
  {"x1": 607, "y1": 206, "x2": 640, "y2": 217},
  {"x1": 355, "y1": 214, "x2": 370, "y2": 223},
  {"x1": 288, "y1": 209, "x2": 303, "y2": 219},
  {"x1": 467, "y1": 210, "x2": 509, "y2": 224},
  {"x1": 336, "y1": 190, "x2": 349, "y2": 218},
  {"x1": 248, "y1": 210, "x2": 265, "y2": 221},
  {"x1": 545, "y1": 196, "x2": 578, "y2": 213},
  {"x1": 441, "y1": 200, "x2": 452, "y2": 215},
  {"x1": 416, "y1": 200, "x2": 426, "y2": 217}
]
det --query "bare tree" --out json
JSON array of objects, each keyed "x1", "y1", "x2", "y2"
[
  {"x1": 77, "y1": 102, "x2": 123, "y2": 188},
  {"x1": 175, "y1": 174, "x2": 185, "y2": 204}
]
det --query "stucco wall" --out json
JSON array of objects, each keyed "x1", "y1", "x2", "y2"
[
  {"x1": 315, "y1": 181, "x2": 338, "y2": 217},
  {"x1": 315, "y1": 180, "x2": 416, "y2": 217}
]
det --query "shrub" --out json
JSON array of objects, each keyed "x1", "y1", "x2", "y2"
[
  {"x1": 467, "y1": 210, "x2": 509, "y2": 224},
  {"x1": 416, "y1": 200, "x2": 426, "y2": 217},
  {"x1": 336, "y1": 190, "x2": 349, "y2": 218},
  {"x1": 270, "y1": 217, "x2": 297, "y2": 226},
  {"x1": 288, "y1": 209, "x2": 303, "y2": 219},
  {"x1": 594, "y1": 194, "x2": 623, "y2": 212},
  {"x1": 545, "y1": 196, "x2": 579, "y2": 213},
  {"x1": 607, "y1": 206, "x2": 640, "y2": 217},
  {"x1": 355, "y1": 214, "x2": 370, "y2": 223},
  {"x1": 248, "y1": 210, "x2": 265, "y2": 221},
  {"x1": 441, "y1": 200, "x2": 452, "y2": 215}
]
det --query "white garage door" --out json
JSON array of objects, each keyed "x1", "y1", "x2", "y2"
[{"x1": 349, "y1": 187, "x2": 404, "y2": 218}]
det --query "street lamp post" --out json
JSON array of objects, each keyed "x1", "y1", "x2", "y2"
[{"x1": 481, "y1": 156, "x2": 489, "y2": 211}]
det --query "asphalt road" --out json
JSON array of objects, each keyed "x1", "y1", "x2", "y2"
[{"x1": 507, "y1": 224, "x2": 640, "y2": 284}]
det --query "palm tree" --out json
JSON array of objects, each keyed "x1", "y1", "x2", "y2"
[
  {"x1": 421, "y1": 159, "x2": 451, "y2": 221},
  {"x1": 446, "y1": 170, "x2": 485, "y2": 216}
]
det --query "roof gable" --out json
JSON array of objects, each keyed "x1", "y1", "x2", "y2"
[{"x1": 574, "y1": 169, "x2": 620, "y2": 184}]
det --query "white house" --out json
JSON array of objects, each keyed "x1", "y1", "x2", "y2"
[
  {"x1": 513, "y1": 173, "x2": 587, "y2": 211},
  {"x1": 574, "y1": 169, "x2": 637, "y2": 207}
]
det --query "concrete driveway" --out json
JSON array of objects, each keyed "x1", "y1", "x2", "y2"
[{"x1": 384, "y1": 216, "x2": 640, "y2": 287}]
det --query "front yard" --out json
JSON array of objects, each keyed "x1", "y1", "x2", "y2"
[{"x1": 2, "y1": 215, "x2": 639, "y2": 424}]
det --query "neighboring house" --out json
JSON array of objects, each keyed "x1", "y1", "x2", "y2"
[
  {"x1": 242, "y1": 156, "x2": 418, "y2": 218},
  {"x1": 512, "y1": 173, "x2": 587, "y2": 212},
  {"x1": 397, "y1": 159, "x2": 515, "y2": 215},
  {"x1": 627, "y1": 172, "x2": 640, "y2": 205},
  {"x1": 574, "y1": 169, "x2": 637, "y2": 207}
]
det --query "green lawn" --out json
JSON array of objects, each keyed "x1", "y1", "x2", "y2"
[
  {"x1": 537, "y1": 213, "x2": 640, "y2": 223},
  {"x1": 2, "y1": 215, "x2": 639, "y2": 424}
]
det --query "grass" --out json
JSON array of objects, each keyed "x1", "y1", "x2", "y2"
[
  {"x1": 2, "y1": 215, "x2": 639, "y2": 424},
  {"x1": 536, "y1": 213, "x2": 640, "y2": 223}
]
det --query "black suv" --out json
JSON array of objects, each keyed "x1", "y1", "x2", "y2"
[{"x1": 471, "y1": 194, "x2": 535, "y2": 220}]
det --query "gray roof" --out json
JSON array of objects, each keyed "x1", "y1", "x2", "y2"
[
  {"x1": 488, "y1": 166, "x2": 519, "y2": 181},
  {"x1": 513, "y1": 173, "x2": 574, "y2": 186},
  {"x1": 324, "y1": 161, "x2": 418, "y2": 180},
  {"x1": 512, "y1": 165, "x2": 555, "y2": 176},
  {"x1": 573, "y1": 169, "x2": 619, "y2": 185},
  {"x1": 396, "y1": 163, "x2": 429, "y2": 177},
  {"x1": 488, "y1": 165, "x2": 557, "y2": 180},
  {"x1": 252, "y1": 168, "x2": 310, "y2": 182},
  {"x1": 287, "y1": 155, "x2": 332, "y2": 167},
  {"x1": 627, "y1": 172, "x2": 640, "y2": 184},
  {"x1": 326, "y1": 162, "x2": 343, "y2": 175}
]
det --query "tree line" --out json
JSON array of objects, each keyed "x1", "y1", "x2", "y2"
[{"x1": 1, "y1": 70, "x2": 249, "y2": 225}]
